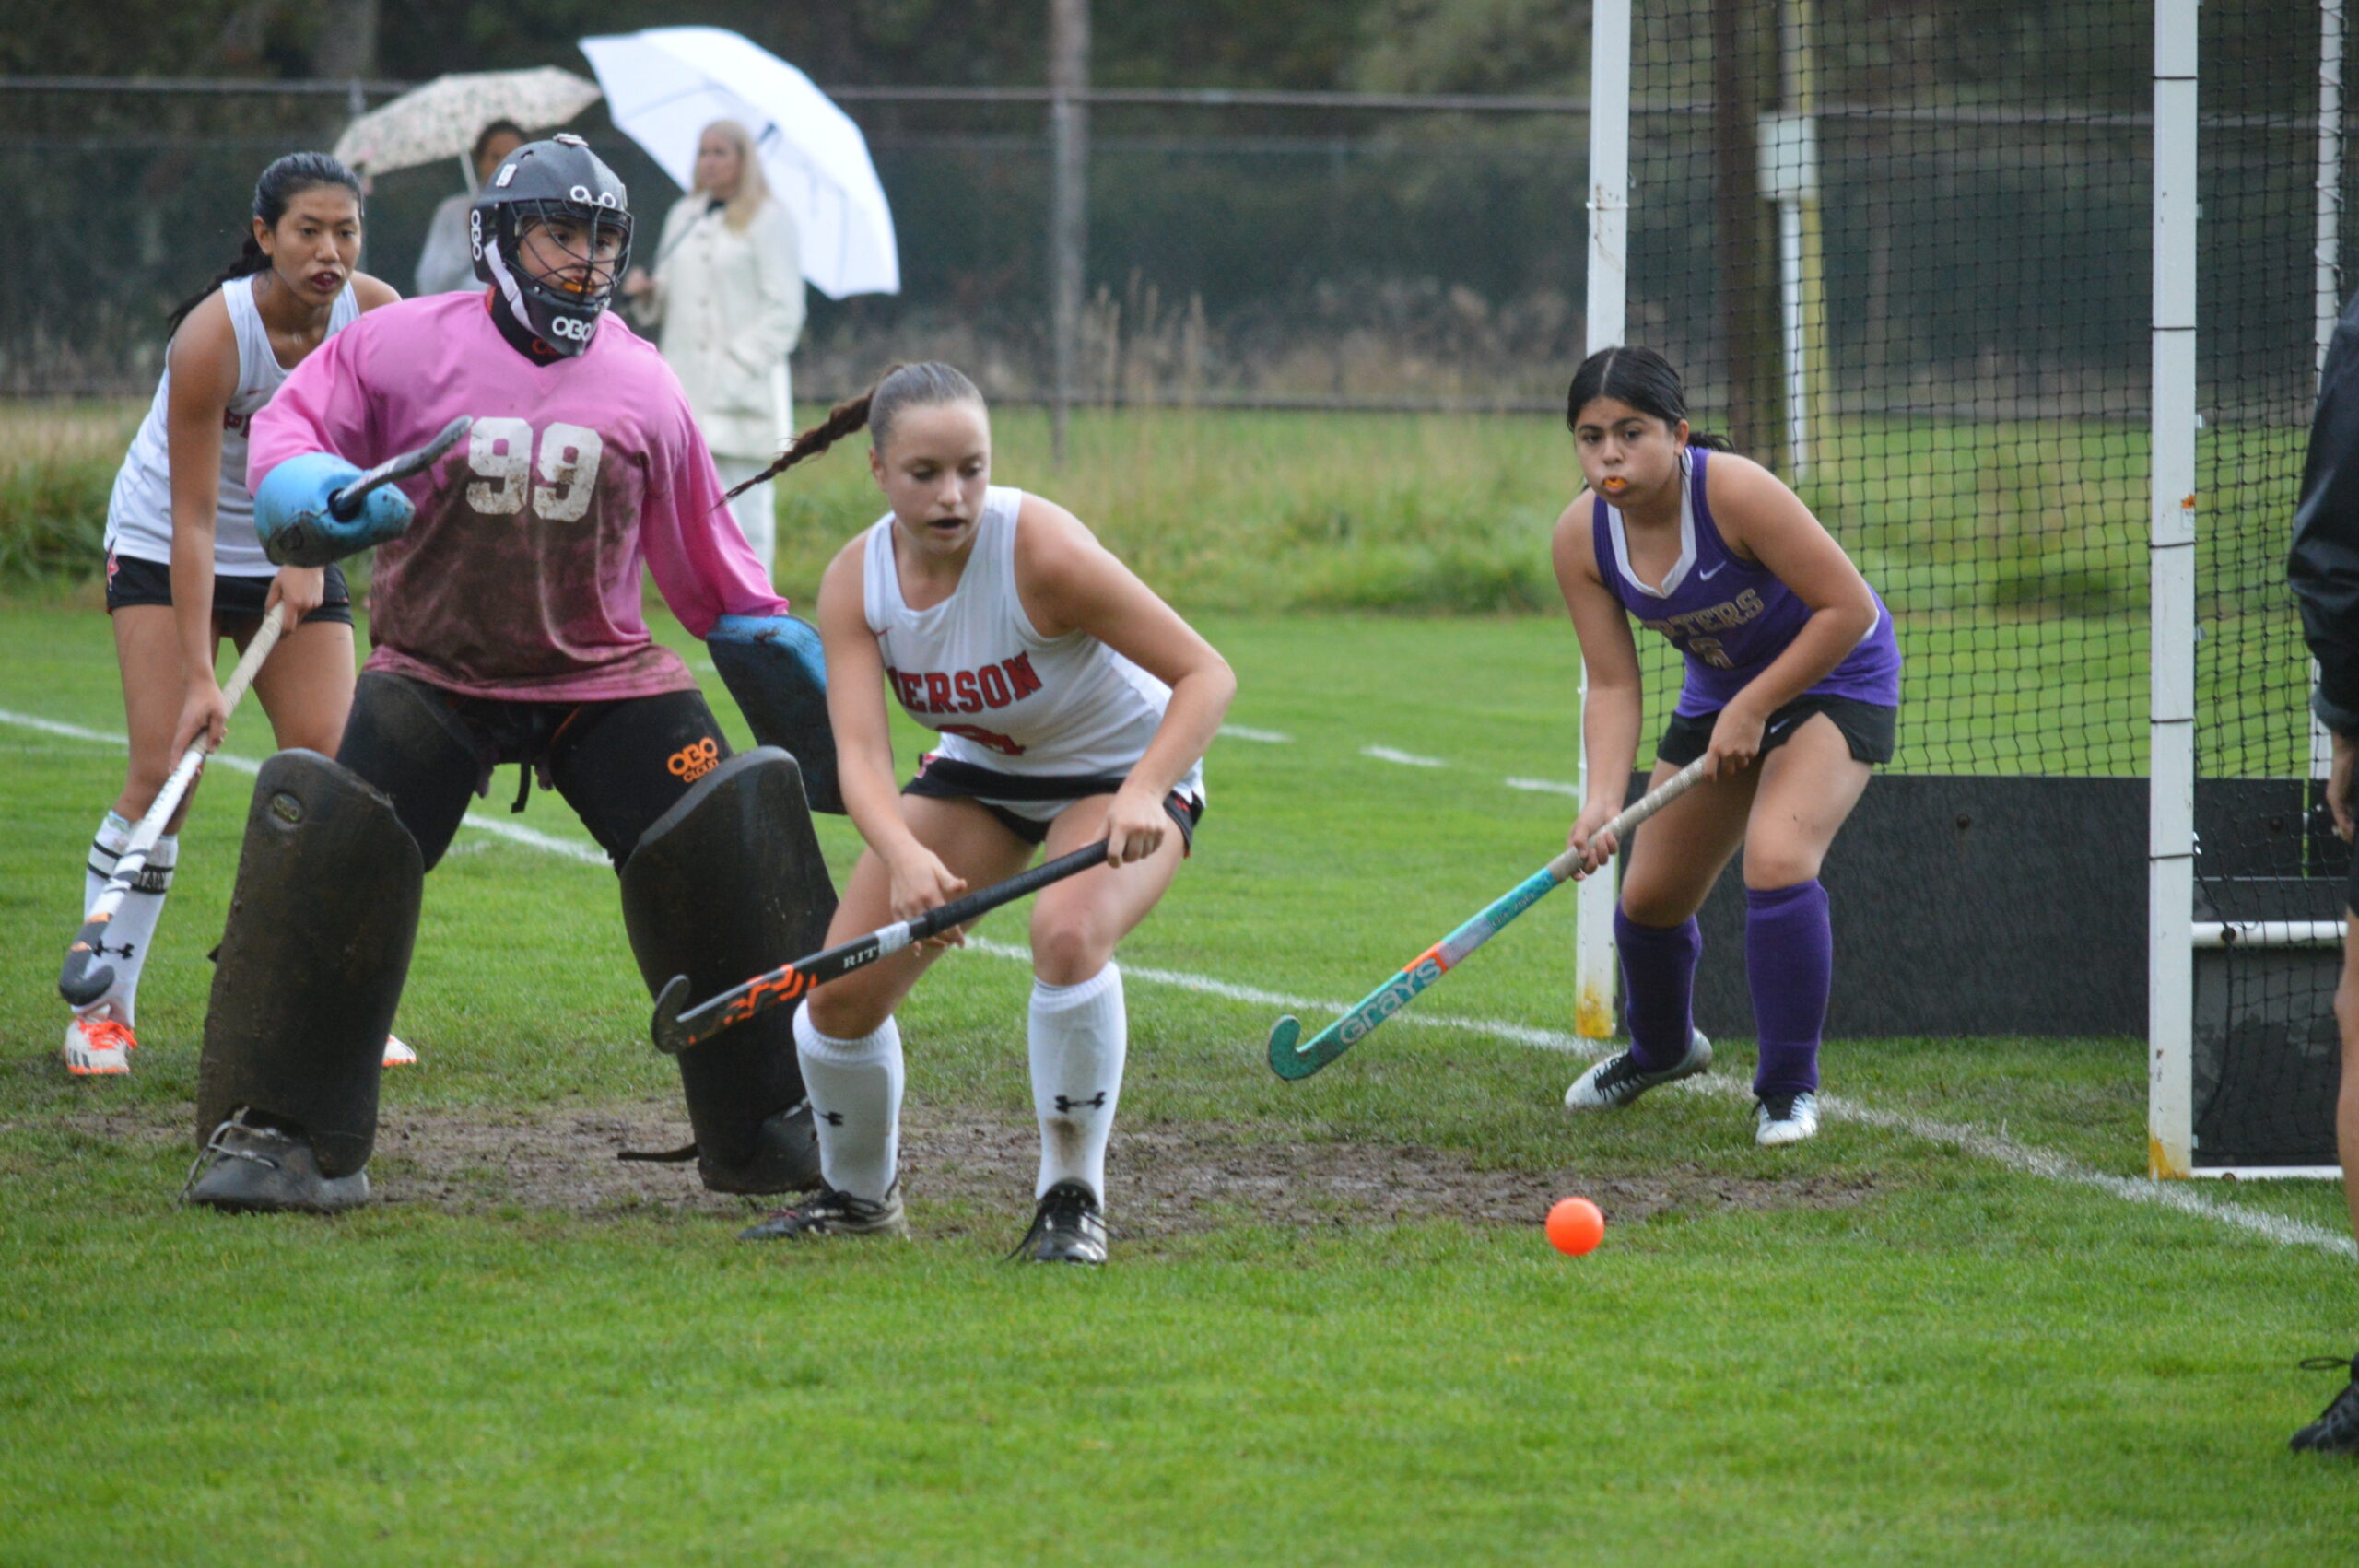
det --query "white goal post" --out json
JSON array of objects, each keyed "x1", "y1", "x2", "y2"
[{"x1": 2148, "y1": 0, "x2": 2347, "y2": 1182}]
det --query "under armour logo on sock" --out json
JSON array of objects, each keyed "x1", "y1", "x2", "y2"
[
  {"x1": 820, "y1": 1110, "x2": 845, "y2": 1126},
  {"x1": 1052, "y1": 1093, "x2": 1109, "y2": 1113}
]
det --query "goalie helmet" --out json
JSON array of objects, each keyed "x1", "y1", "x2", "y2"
[{"x1": 471, "y1": 134, "x2": 633, "y2": 357}]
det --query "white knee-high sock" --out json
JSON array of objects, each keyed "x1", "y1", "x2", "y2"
[
  {"x1": 79, "y1": 811, "x2": 175, "y2": 1026},
  {"x1": 1029, "y1": 963, "x2": 1126, "y2": 1202},
  {"x1": 793, "y1": 1004, "x2": 903, "y2": 1202}
]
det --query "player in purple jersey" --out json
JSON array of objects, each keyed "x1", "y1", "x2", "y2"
[
  {"x1": 1553, "y1": 346, "x2": 1901, "y2": 1147},
  {"x1": 179, "y1": 137, "x2": 840, "y2": 1215}
]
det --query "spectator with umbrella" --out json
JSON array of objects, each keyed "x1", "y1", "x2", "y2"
[
  {"x1": 415, "y1": 120, "x2": 527, "y2": 296},
  {"x1": 622, "y1": 119, "x2": 804, "y2": 576},
  {"x1": 330, "y1": 66, "x2": 604, "y2": 296}
]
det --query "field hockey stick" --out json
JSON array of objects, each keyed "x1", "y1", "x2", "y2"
[
  {"x1": 332, "y1": 415, "x2": 471, "y2": 519},
  {"x1": 651, "y1": 840, "x2": 1112, "y2": 1055},
  {"x1": 1266, "y1": 756, "x2": 1710, "y2": 1082},
  {"x1": 58, "y1": 601, "x2": 290, "y2": 1008}
]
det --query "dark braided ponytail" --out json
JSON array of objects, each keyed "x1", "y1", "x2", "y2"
[
  {"x1": 165, "y1": 151, "x2": 364, "y2": 337},
  {"x1": 1566, "y1": 345, "x2": 1734, "y2": 451},
  {"x1": 725, "y1": 361, "x2": 986, "y2": 498}
]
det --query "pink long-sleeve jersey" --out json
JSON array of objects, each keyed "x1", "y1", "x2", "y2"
[{"x1": 250, "y1": 291, "x2": 790, "y2": 702}]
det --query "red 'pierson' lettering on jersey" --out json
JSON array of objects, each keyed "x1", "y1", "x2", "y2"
[{"x1": 887, "y1": 651, "x2": 1045, "y2": 717}]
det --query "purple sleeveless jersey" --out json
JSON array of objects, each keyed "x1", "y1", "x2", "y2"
[{"x1": 1591, "y1": 447, "x2": 1902, "y2": 717}]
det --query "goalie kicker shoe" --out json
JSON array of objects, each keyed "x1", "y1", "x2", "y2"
[
  {"x1": 1564, "y1": 1029, "x2": 1713, "y2": 1111},
  {"x1": 383, "y1": 1035, "x2": 417, "y2": 1068},
  {"x1": 1011, "y1": 1179, "x2": 1109, "y2": 1265},
  {"x1": 62, "y1": 1015, "x2": 135, "y2": 1077},
  {"x1": 2291, "y1": 1352, "x2": 2359, "y2": 1454},
  {"x1": 738, "y1": 1182, "x2": 907, "y2": 1242},
  {"x1": 1754, "y1": 1090, "x2": 1822, "y2": 1147},
  {"x1": 182, "y1": 1111, "x2": 370, "y2": 1214}
]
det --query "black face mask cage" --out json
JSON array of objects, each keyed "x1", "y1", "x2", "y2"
[{"x1": 508, "y1": 200, "x2": 634, "y2": 306}]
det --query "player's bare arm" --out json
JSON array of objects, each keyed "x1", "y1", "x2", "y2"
[
  {"x1": 815, "y1": 534, "x2": 967, "y2": 920},
  {"x1": 1012, "y1": 493, "x2": 1235, "y2": 865},
  {"x1": 1692, "y1": 452, "x2": 1879, "y2": 775},
  {"x1": 1552, "y1": 498, "x2": 1645, "y2": 866},
  {"x1": 162, "y1": 296, "x2": 247, "y2": 754},
  {"x1": 351, "y1": 272, "x2": 402, "y2": 310}
]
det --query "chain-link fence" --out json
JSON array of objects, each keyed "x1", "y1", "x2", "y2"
[{"x1": 0, "y1": 79, "x2": 1601, "y2": 407}]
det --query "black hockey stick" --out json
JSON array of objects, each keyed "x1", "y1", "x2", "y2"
[
  {"x1": 332, "y1": 415, "x2": 471, "y2": 519},
  {"x1": 651, "y1": 840, "x2": 1111, "y2": 1054}
]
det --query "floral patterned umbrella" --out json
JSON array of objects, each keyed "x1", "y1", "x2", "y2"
[{"x1": 333, "y1": 67, "x2": 603, "y2": 178}]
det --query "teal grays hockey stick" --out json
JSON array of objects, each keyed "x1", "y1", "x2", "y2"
[{"x1": 1266, "y1": 756, "x2": 1709, "y2": 1081}]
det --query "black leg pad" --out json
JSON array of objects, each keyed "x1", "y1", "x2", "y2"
[
  {"x1": 620, "y1": 747, "x2": 838, "y2": 1193},
  {"x1": 195, "y1": 751, "x2": 423, "y2": 1180}
]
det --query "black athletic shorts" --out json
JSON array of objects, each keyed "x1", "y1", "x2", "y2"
[
  {"x1": 1657, "y1": 692, "x2": 1897, "y2": 768},
  {"x1": 336, "y1": 671, "x2": 734, "y2": 871},
  {"x1": 104, "y1": 550, "x2": 353, "y2": 626},
  {"x1": 903, "y1": 754, "x2": 1203, "y2": 851}
]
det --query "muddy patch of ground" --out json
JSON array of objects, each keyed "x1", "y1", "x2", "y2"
[{"x1": 47, "y1": 1101, "x2": 1875, "y2": 1237}]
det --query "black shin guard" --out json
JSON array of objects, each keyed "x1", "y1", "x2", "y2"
[
  {"x1": 619, "y1": 748, "x2": 837, "y2": 1194},
  {"x1": 335, "y1": 672, "x2": 488, "y2": 872},
  {"x1": 195, "y1": 751, "x2": 424, "y2": 1178}
]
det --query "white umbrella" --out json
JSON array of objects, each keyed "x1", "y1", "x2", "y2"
[
  {"x1": 579, "y1": 28, "x2": 900, "y2": 299},
  {"x1": 333, "y1": 67, "x2": 603, "y2": 179}
]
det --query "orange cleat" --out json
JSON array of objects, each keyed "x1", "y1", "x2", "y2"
[{"x1": 62, "y1": 1015, "x2": 136, "y2": 1077}]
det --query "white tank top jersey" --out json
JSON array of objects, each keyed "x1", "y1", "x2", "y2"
[
  {"x1": 862, "y1": 486, "x2": 1205, "y2": 803},
  {"x1": 104, "y1": 274, "x2": 362, "y2": 577}
]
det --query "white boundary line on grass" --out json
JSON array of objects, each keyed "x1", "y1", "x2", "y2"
[
  {"x1": 1361, "y1": 744, "x2": 1447, "y2": 768},
  {"x1": 963, "y1": 938, "x2": 2358, "y2": 1259},
  {"x1": 8, "y1": 706, "x2": 2351, "y2": 1258},
  {"x1": 0, "y1": 708, "x2": 611, "y2": 865}
]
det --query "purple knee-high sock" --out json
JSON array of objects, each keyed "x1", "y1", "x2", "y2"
[
  {"x1": 1745, "y1": 880, "x2": 1831, "y2": 1098},
  {"x1": 1615, "y1": 907, "x2": 1700, "y2": 1071}
]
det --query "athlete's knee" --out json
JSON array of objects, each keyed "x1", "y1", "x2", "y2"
[
  {"x1": 115, "y1": 771, "x2": 168, "y2": 819},
  {"x1": 805, "y1": 981, "x2": 895, "y2": 1040},
  {"x1": 1031, "y1": 912, "x2": 1114, "y2": 988},
  {"x1": 2336, "y1": 945, "x2": 2359, "y2": 1052},
  {"x1": 1743, "y1": 838, "x2": 1825, "y2": 890},
  {"x1": 1617, "y1": 879, "x2": 1699, "y2": 930}
]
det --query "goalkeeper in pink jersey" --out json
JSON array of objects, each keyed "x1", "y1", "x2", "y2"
[{"x1": 182, "y1": 136, "x2": 841, "y2": 1215}]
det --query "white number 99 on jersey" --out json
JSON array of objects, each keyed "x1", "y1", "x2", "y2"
[{"x1": 465, "y1": 417, "x2": 604, "y2": 522}]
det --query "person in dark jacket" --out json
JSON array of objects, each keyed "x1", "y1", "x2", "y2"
[{"x1": 2287, "y1": 290, "x2": 2359, "y2": 1456}]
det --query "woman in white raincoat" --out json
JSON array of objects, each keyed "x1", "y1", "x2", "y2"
[{"x1": 624, "y1": 118, "x2": 804, "y2": 573}]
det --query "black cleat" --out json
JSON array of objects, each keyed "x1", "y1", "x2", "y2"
[
  {"x1": 182, "y1": 1112, "x2": 370, "y2": 1214},
  {"x1": 698, "y1": 1099, "x2": 825, "y2": 1196},
  {"x1": 739, "y1": 1181, "x2": 907, "y2": 1242},
  {"x1": 2291, "y1": 1353, "x2": 2359, "y2": 1454},
  {"x1": 1011, "y1": 1179, "x2": 1109, "y2": 1265}
]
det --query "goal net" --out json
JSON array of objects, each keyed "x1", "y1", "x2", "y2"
[{"x1": 1586, "y1": 0, "x2": 2344, "y2": 1175}]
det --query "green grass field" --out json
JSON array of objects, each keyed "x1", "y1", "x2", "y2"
[{"x1": 2, "y1": 591, "x2": 2355, "y2": 1565}]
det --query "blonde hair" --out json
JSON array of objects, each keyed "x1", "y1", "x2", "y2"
[{"x1": 695, "y1": 119, "x2": 769, "y2": 232}]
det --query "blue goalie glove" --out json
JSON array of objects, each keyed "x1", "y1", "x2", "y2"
[
  {"x1": 707, "y1": 614, "x2": 840, "y2": 814},
  {"x1": 254, "y1": 451, "x2": 416, "y2": 568}
]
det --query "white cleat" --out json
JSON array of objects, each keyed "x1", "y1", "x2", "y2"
[
  {"x1": 1755, "y1": 1091, "x2": 1821, "y2": 1147},
  {"x1": 63, "y1": 1014, "x2": 135, "y2": 1077},
  {"x1": 1565, "y1": 1029, "x2": 1712, "y2": 1110},
  {"x1": 382, "y1": 1035, "x2": 417, "y2": 1069}
]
